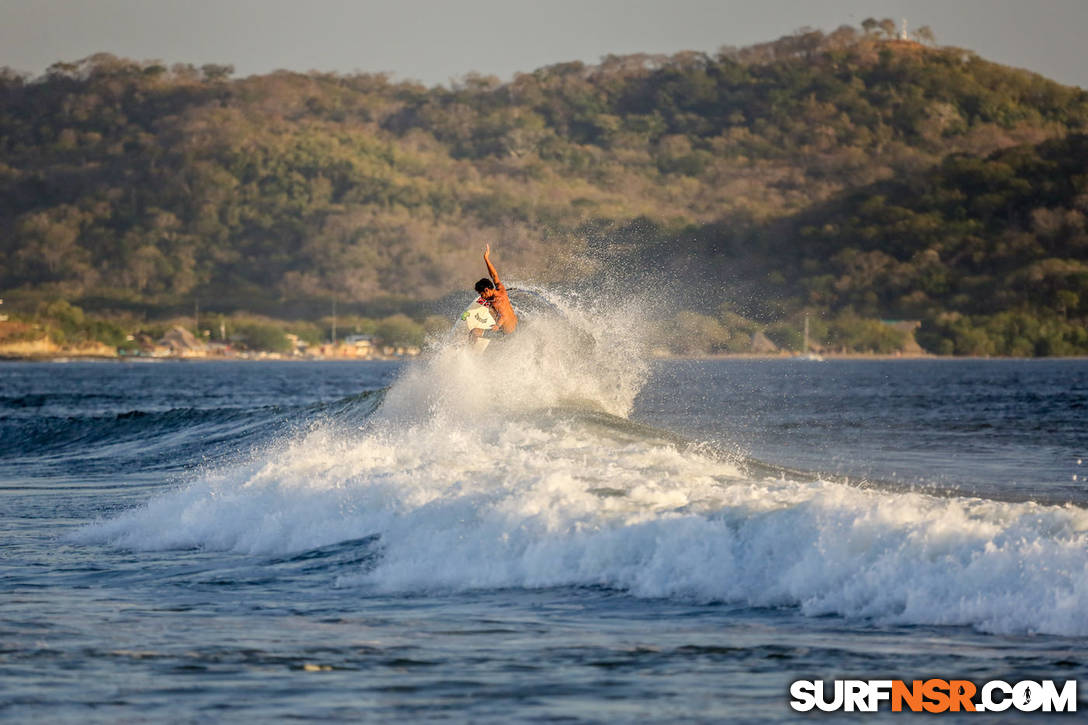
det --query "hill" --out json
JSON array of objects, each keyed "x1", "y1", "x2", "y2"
[
  {"x1": 766, "y1": 135, "x2": 1088, "y2": 354},
  {"x1": 1, "y1": 21, "x2": 1086, "y2": 354}
]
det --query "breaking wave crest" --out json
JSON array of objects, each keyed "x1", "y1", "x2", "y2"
[{"x1": 76, "y1": 289, "x2": 1088, "y2": 636}]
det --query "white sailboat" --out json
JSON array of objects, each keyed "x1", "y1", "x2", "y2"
[{"x1": 797, "y1": 314, "x2": 824, "y2": 361}]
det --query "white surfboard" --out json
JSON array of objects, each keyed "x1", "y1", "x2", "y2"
[{"x1": 460, "y1": 300, "x2": 496, "y2": 351}]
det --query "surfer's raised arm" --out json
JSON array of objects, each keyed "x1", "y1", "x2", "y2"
[
  {"x1": 470, "y1": 244, "x2": 518, "y2": 335},
  {"x1": 483, "y1": 244, "x2": 501, "y2": 287}
]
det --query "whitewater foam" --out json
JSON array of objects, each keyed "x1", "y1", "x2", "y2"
[{"x1": 76, "y1": 290, "x2": 1088, "y2": 637}]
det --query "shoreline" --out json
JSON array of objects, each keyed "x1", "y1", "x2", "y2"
[
  {"x1": 5, "y1": 352, "x2": 1088, "y2": 363},
  {"x1": 660, "y1": 352, "x2": 1088, "y2": 361},
  {"x1": 0, "y1": 354, "x2": 413, "y2": 363}
]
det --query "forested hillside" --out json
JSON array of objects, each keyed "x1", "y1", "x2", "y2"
[{"x1": 2, "y1": 21, "x2": 1086, "y2": 354}]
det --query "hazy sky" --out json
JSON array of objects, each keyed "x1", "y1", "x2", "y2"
[{"x1": 1, "y1": 0, "x2": 1086, "y2": 89}]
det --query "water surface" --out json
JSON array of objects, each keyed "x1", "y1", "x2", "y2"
[{"x1": 2, "y1": 354, "x2": 1086, "y2": 722}]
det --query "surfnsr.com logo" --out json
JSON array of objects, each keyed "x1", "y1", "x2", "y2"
[{"x1": 790, "y1": 679, "x2": 1078, "y2": 713}]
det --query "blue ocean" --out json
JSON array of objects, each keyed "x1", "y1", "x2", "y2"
[{"x1": 2, "y1": 309, "x2": 1087, "y2": 721}]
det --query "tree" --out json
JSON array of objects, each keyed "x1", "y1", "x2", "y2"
[
  {"x1": 376, "y1": 315, "x2": 424, "y2": 347},
  {"x1": 13, "y1": 207, "x2": 89, "y2": 283},
  {"x1": 914, "y1": 26, "x2": 937, "y2": 45},
  {"x1": 1, "y1": 28, "x2": 1087, "y2": 358},
  {"x1": 201, "y1": 64, "x2": 234, "y2": 82}
]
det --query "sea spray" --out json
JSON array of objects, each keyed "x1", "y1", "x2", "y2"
[{"x1": 387, "y1": 285, "x2": 652, "y2": 420}]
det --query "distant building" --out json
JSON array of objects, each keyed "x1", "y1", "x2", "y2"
[{"x1": 344, "y1": 334, "x2": 374, "y2": 357}]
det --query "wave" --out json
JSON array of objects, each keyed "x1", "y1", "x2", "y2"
[
  {"x1": 0, "y1": 389, "x2": 385, "y2": 474},
  {"x1": 75, "y1": 289, "x2": 1088, "y2": 637}
]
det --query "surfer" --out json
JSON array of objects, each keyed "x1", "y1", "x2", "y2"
[{"x1": 473, "y1": 244, "x2": 518, "y2": 338}]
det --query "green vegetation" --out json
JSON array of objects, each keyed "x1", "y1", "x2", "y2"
[
  {"x1": 0, "y1": 302, "x2": 434, "y2": 354},
  {"x1": 654, "y1": 308, "x2": 911, "y2": 356},
  {"x1": 16, "y1": 299, "x2": 129, "y2": 347},
  {"x1": 917, "y1": 311, "x2": 1088, "y2": 357},
  {"x1": 760, "y1": 134, "x2": 1088, "y2": 354},
  {"x1": 1, "y1": 20, "x2": 1086, "y2": 355}
]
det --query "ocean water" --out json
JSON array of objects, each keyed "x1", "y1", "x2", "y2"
[{"x1": 2, "y1": 308, "x2": 1087, "y2": 721}]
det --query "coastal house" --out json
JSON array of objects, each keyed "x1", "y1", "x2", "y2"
[
  {"x1": 344, "y1": 334, "x2": 375, "y2": 358},
  {"x1": 311, "y1": 334, "x2": 374, "y2": 359}
]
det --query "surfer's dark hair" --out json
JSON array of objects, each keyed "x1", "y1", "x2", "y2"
[{"x1": 475, "y1": 278, "x2": 494, "y2": 294}]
